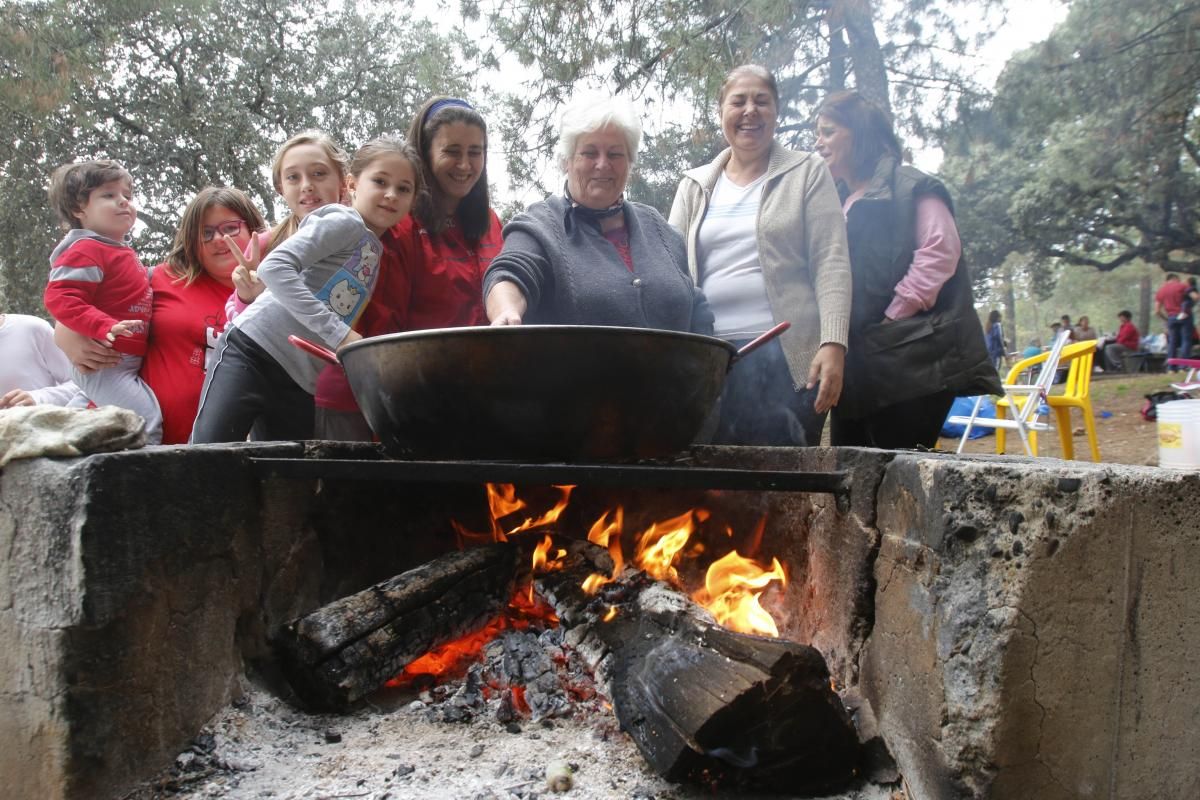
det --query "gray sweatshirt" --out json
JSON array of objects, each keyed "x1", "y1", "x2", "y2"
[
  {"x1": 483, "y1": 194, "x2": 713, "y2": 333},
  {"x1": 234, "y1": 205, "x2": 382, "y2": 393}
]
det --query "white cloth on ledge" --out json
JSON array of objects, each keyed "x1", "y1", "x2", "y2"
[{"x1": 0, "y1": 405, "x2": 146, "y2": 467}]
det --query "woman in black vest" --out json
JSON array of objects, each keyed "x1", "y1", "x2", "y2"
[{"x1": 814, "y1": 91, "x2": 1000, "y2": 448}]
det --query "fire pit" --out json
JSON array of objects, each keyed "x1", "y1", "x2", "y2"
[{"x1": 1, "y1": 441, "x2": 1198, "y2": 799}]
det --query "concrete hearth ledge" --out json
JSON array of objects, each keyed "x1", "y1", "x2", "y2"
[
  {"x1": 860, "y1": 452, "x2": 1200, "y2": 800},
  {"x1": 3, "y1": 443, "x2": 1198, "y2": 799},
  {"x1": 0, "y1": 442, "x2": 307, "y2": 800}
]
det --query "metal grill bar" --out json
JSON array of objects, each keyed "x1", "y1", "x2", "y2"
[{"x1": 248, "y1": 457, "x2": 848, "y2": 496}]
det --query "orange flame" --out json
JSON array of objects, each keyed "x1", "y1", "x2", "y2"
[
  {"x1": 581, "y1": 507, "x2": 625, "y2": 595},
  {"x1": 531, "y1": 534, "x2": 554, "y2": 573},
  {"x1": 529, "y1": 534, "x2": 562, "y2": 603},
  {"x1": 692, "y1": 550, "x2": 786, "y2": 637},
  {"x1": 633, "y1": 509, "x2": 697, "y2": 584},
  {"x1": 487, "y1": 483, "x2": 574, "y2": 541}
]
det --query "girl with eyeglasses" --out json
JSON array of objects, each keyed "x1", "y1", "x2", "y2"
[{"x1": 54, "y1": 186, "x2": 267, "y2": 444}]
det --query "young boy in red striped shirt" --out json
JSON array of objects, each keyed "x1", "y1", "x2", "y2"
[{"x1": 45, "y1": 160, "x2": 161, "y2": 443}]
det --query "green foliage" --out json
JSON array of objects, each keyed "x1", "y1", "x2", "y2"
[
  {"x1": 943, "y1": 0, "x2": 1200, "y2": 276},
  {"x1": 476, "y1": 0, "x2": 1006, "y2": 200},
  {"x1": 0, "y1": 0, "x2": 471, "y2": 315}
]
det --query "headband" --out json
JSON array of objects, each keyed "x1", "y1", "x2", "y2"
[{"x1": 424, "y1": 97, "x2": 474, "y2": 124}]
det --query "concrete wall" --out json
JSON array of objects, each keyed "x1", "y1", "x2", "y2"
[
  {"x1": 0, "y1": 442, "x2": 476, "y2": 799},
  {"x1": 4, "y1": 442, "x2": 1199, "y2": 799},
  {"x1": 860, "y1": 453, "x2": 1200, "y2": 799}
]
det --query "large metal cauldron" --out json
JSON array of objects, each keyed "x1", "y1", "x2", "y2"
[{"x1": 331, "y1": 325, "x2": 749, "y2": 461}]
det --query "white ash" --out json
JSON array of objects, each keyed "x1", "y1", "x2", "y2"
[
  {"x1": 125, "y1": 678, "x2": 898, "y2": 800},
  {"x1": 123, "y1": 623, "x2": 897, "y2": 800}
]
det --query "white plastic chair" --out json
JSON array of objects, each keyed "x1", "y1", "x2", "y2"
[
  {"x1": 947, "y1": 329, "x2": 1072, "y2": 456},
  {"x1": 1168, "y1": 358, "x2": 1200, "y2": 396}
]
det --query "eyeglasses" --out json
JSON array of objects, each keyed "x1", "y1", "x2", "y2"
[{"x1": 201, "y1": 220, "x2": 248, "y2": 243}]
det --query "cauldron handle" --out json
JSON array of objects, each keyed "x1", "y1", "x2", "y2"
[
  {"x1": 288, "y1": 334, "x2": 340, "y2": 365},
  {"x1": 733, "y1": 321, "x2": 791, "y2": 363}
]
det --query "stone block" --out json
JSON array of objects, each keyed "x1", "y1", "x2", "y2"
[{"x1": 860, "y1": 453, "x2": 1200, "y2": 799}]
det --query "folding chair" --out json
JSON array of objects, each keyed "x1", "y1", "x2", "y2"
[
  {"x1": 1167, "y1": 358, "x2": 1200, "y2": 396},
  {"x1": 947, "y1": 329, "x2": 1072, "y2": 455}
]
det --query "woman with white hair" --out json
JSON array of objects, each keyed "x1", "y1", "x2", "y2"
[{"x1": 484, "y1": 96, "x2": 712, "y2": 333}]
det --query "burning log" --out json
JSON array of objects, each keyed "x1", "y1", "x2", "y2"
[
  {"x1": 275, "y1": 543, "x2": 519, "y2": 710},
  {"x1": 535, "y1": 541, "x2": 861, "y2": 794}
]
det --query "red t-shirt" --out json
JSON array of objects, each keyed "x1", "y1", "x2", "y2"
[
  {"x1": 1155, "y1": 280, "x2": 1189, "y2": 316},
  {"x1": 140, "y1": 266, "x2": 230, "y2": 444}
]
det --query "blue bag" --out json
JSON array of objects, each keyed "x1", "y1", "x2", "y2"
[{"x1": 941, "y1": 395, "x2": 997, "y2": 438}]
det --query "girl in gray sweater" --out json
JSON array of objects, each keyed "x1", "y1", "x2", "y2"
[{"x1": 191, "y1": 137, "x2": 422, "y2": 442}]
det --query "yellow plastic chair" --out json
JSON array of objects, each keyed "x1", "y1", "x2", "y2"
[{"x1": 996, "y1": 340, "x2": 1101, "y2": 461}]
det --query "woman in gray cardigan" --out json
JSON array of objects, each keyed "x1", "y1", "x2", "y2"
[
  {"x1": 670, "y1": 65, "x2": 851, "y2": 447},
  {"x1": 484, "y1": 96, "x2": 712, "y2": 334}
]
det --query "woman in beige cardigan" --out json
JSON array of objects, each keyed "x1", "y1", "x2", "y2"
[{"x1": 669, "y1": 65, "x2": 851, "y2": 446}]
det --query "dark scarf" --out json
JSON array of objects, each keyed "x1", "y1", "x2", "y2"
[{"x1": 563, "y1": 182, "x2": 625, "y2": 224}]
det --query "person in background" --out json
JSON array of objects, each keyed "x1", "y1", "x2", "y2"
[
  {"x1": 486, "y1": 94, "x2": 711, "y2": 334},
  {"x1": 814, "y1": 90, "x2": 999, "y2": 449},
  {"x1": 55, "y1": 187, "x2": 267, "y2": 443},
  {"x1": 670, "y1": 65, "x2": 849, "y2": 447},
  {"x1": 1155, "y1": 273, "x2": 1192, "y2": 368},
  {"x1": 191, "y1": 137, "x2": 418, "y2": 443},
  {"x1": 1022, "y1": 338, "x2": 1043, "y2": 359},
  {"x1": 985, "y1": 309, "x2": 1006, "y2": 371},
  {"x1": 44, "y1": 159, "x2": 161, "y2": 443},
  {"x1": 1181, "y1": 277, "x2": 1199, "y2": 352},
  {"x1": 1073, "y1": 315, "x2": 1098, "y2": 341},
  {"x1": 1103, "y1": 310, "x2": 1141, "y2": 372},
  {"x1": 0, "y1": 312, "x2": 76, "y2": 408},
  {"x1": 1060, "y1": 314, "x2": 1073, "y2": 334}
]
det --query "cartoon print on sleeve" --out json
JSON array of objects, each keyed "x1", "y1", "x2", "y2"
[{"x1": 313, "y1": 234, "x2": 381, "y2": 326}]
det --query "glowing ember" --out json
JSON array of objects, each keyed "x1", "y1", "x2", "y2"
[
  {"x1": 692, "y1": 550, "x2": 787, "y2": 637},
  {"x1": 387, "y1": 588, "x2": 558, "y2": 688}
]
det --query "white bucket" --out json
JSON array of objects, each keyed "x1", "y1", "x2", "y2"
[{"x1": 1157, "y1": 399, "x2": 1200, "y2": 469}]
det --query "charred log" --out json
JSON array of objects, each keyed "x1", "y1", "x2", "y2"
[
  {"x1": 536, "y1": 541, "x2": 860, "y2": 794},
  {"x1": 274, "y1": 543, "x2": 519, "y2": 710}
]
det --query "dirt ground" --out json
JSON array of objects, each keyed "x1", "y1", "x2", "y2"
[{"x1": 935, "y1": 371, "x2": 1179, "y2": 466}]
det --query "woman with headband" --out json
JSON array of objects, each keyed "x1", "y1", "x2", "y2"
[
  {"x1": 362, "y1": 96, "x2": 502, "y2": 335},
  {"x1": 318, "y1": 97, "x2": 505, "y2": 439}
]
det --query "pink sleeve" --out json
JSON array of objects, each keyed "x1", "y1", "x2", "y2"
[
  {"x1": 223, "y1": 232, "x2": 270, "y2": 324},
  {"x1": 884, "y1": 195, "x2": 961, "y2": 321},
  {"x1": 224, "y1": 291, "x2": 249, "y2": 324}
]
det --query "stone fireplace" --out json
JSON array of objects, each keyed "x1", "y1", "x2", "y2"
[{"x1": 1, "y1": 442, "x2": 1197, "y2": 799}]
